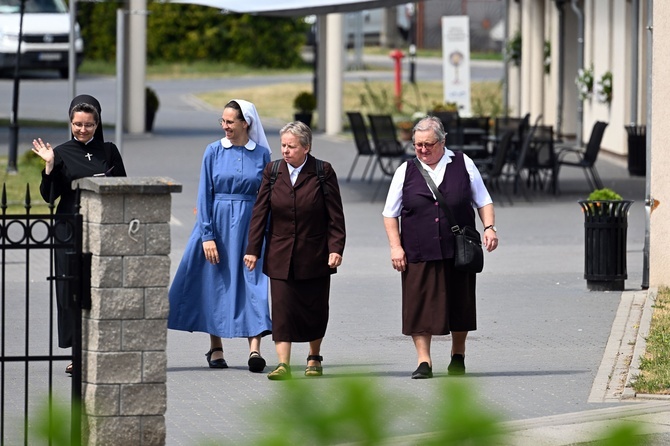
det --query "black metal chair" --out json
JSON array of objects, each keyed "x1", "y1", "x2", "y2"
[
  {"x1": 432, "y1": 111, "x2": 460, "y2": 146},
  {"x1": 345, "y1": 111, "x2": 376, "y2": 182},
  {"x1": 479, "y1": 129, "x2": 515, "y2": 205},
  {"x1": 492, "y1": 113, "x2": 530, "y2": 164},
  {"x1": 367, "y1": 114, "x2": 413, "y2": 200},
  {"x1": 526, "y1": 124, "x2": 558, "y2": 193},
  {"x1": 500, "y1": 115, "x2": 543, "y2": 201},
  {"x1": 554, "y1": 121, "x2": 609, "y2": 193},
  {"x1": 454, "y1": 116, "x2": 490, "y2": 159}
]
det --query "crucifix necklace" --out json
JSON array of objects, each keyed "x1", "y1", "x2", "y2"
[{"x1": 84, "y1": 152, "x2": 92, "y2": 161}]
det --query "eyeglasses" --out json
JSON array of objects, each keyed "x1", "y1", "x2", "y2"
[
  {"x1": 414, "y1": 140, "x2": 441, "y2": 150},
  {"x1": 71, "y1": 122, "x2": 97, "y2": 130},
  {"x1": 218, "y1": 118, "x2": 241, "y2": 126}
]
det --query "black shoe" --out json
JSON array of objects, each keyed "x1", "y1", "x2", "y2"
[
  {"x1": 411, "y1": 362, "x2": 433, "y2": 379},
  {"x1": 448, "y1": 354, "x2": 466, "y2": 375},
  {"x1": 248, "y1": 351, "x2": 266, "y2": 373},
  {"x1": 205, "y1": 347, "x2": 228, "y2": 369}
]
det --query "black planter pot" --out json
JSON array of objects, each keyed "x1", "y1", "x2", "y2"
[
  {"x1": 146, "y1": 108, "x2": 157, "y2": 132},
  {"x1": 294, "y1": 112, "x2": 313, "y2": 128},
  {"x1": 625, "y1": 125, "x2": 646, "y2": 176},
  {"x1": 578, "y1": 200, "x2": 634, "y2": 291}
]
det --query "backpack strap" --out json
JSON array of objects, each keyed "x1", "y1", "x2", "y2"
[
  {"x1": 268, "y1": 159, "x2": 282, "y2": 201},
  {"x1": 315, "y1": 158, "x2": 328, "y2": 196},
  {"x1": 268, "y1": 158, "x2": 328, "y2": 201}
]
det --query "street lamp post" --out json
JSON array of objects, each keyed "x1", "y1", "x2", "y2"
[{"x1": 7, "y1": 0, "x2": 27, "y2": 174}]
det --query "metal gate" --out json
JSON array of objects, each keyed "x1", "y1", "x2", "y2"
[{"x1": 0, "y1": 185, "x2": 90, "y2": 445}]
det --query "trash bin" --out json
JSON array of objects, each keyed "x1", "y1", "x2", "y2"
[
  {"x1": 625, "y1": 125, "x2": 646, "y2": 176},
  {"x1": 578, "y1": 200, "x2": 634, "y2": 291}
]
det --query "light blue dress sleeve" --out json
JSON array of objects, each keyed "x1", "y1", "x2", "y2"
[{"x1": 197, "y1": 143, "x2": 216, "y2": 242}]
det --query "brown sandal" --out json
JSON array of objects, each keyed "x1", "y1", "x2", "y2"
[
  {"x1": 304, "y1": 355, "x2": 323, "y2": 377},
  {"x1": 267, "y1": 363, "x2": 291, "y2": 380}
]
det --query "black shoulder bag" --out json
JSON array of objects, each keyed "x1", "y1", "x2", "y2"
[{"x1": 412, "y1": 158, "x2": 484, "y2": 273}]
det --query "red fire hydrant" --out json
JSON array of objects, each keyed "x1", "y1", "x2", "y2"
[{"x1": 389, "y1": 49, "x2": 405, "y2": 111}]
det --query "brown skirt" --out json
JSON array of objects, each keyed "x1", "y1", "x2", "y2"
[
  {"x1": 270, "y1": 274, "x2": 331, "y2": 342},
  {"x1": 401, "y1": 259, "x2": 477, "y2": 336}
]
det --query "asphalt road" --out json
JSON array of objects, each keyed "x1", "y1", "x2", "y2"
[{"x1": 0, "y1": 57, "x2": 502, "y2": 126}]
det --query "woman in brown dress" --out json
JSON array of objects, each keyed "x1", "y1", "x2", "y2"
[
  {"x1": 382, "y1": 116, "x2": 498, "y2": 379},
  {"x1": 244, "y1": 121, "x2": 346, "y2": 380}
]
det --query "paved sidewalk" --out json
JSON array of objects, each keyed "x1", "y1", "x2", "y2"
[
  {"x1": 2, "y1": 101, "x2": 669, "y2": 446},
  {"x1": 125, "y1": 120, "x2": 667, "y2": 445}
]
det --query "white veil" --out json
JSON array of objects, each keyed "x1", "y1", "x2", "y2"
[{"x1": 235, "y1": 99, "x2": 271, "y2": 154}]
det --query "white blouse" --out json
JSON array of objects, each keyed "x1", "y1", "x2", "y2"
[{"x1": 381, "y1": 149, "x2": 493, "y2": 218}]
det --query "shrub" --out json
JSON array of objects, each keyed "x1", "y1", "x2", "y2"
[
  {"x1": 588, "y1": 188, "x2": 622, "y2": 201},
  {"x1": 293, "y1": 91, "x2": 316, "y2": 112},
  {"x1": 146, "y1": 87, "x2": 160, "y2": 112}
]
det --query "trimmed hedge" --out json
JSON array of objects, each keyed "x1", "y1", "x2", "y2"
[{"x1": 76, "y1": 2, "x2": 308, "y2": 68}]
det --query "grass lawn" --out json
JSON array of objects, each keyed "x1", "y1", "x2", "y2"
[
  {"x1": 632, "y1": 287, "x2": 670, "y2": 394},
  {"x1": 197, "y1": 80, "x2": 504, "y2": 128},
  {"x1": 0, "y1": 150, "x2": 52, "y2": 214}
]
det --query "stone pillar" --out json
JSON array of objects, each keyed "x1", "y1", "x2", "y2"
[{"x1": 73, "y1": 177, "x2": 182, "y2": 446}]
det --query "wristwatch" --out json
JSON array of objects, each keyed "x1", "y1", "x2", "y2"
[{"x1": 484, "y1": 225, "x2": 497, "y2": 232}]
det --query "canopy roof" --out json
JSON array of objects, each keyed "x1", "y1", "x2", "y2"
[{"x1": 167, "y1": 0, "x2": 412, "y2": 16}]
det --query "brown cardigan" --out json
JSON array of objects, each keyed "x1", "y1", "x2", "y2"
[{"x1": 246, "y1": 155, "x2": 346, "y2": 280}]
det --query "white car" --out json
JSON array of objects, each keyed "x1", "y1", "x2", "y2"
[{"x1": 0, "y1": 0, "x2": 83, "y2": 78}]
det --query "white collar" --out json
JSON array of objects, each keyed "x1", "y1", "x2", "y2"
[
  {"x1": 287, "y1": 156, "x2": 308, "y2": 176},
  {"x1": 221, "y1": 137, "x2": 257, "y2": 151}
]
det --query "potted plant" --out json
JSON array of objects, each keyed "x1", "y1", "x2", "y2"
[
  {"x1": 596, "y1": 71, "x2": 613, "y2": 105},
  {"x1": 146, "y1": 86, "x2": 160, "y2": 132},
  {"x1": 575, "y1": 65, "x2": 594, "y2": 102},
  {"x1": 396, "y1": 119, "x2": 414, "y2": 142},
  {"x1": 293, "y1": 91, "x2": 316, "y2": 128},
  {"x1": 506, "y1": 30, "x2": 522, "y2": 67},
  {"x1": 578, "y1": 188, "x2": 633, "y2": 291},
  {"x1": 430, "y1": 101, "x2": 459, "y2": 113}
]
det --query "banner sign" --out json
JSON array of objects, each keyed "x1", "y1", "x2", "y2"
[{"x1": 442, "y1": 16, "x2": 471, "y2": 116}]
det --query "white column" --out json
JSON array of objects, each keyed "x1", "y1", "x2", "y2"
[
  {"x1": 521, "y1": 0, "x2": 544, "y2": 119},
  {"x1": 125, "y1": 0, "x2": 147, "y2": 134},
  {"x1": 325, "y1": 14, "x2": 344, "y2": 135},
  {"x1": 650, "y1": 1, "x2": 670, "y2": 286},
  {"x1": 508, "y1": 0, "x2": 522, "y2": 115}
]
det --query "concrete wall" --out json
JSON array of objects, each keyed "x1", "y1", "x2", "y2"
[{"x1": 74, "y1": 176, "x2": 182, "y2": 445}]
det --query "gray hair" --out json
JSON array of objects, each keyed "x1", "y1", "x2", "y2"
[
  {"x1": 280, "y1": 121, "x2": 312, "y2": 152},
  {"x1": 69, "y1": 102, "x2": 100, "y2": 125},
  {"x1": 413, "y1": 116, "x2": 446, "y2": 143}
]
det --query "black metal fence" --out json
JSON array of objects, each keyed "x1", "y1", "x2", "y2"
[{"x1": 0, "y1": 184, "x2": 89, "y2": 445}]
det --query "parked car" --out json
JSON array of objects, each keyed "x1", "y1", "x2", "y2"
[{"x1": 0, "y1": 0, "x2": 83, "y2": 78}]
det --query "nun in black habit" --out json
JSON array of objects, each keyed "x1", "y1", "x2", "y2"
[{"x1": 32, "y1": 95, "x2": 127, "y2": 370}]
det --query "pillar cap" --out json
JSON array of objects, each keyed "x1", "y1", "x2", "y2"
[{"x1": 73, "y1": 177, "x2": 182, "y2": 194}]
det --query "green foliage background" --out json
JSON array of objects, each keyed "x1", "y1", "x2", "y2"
[{"x1": 76, "y1": 2, "x2": 308, "y2": 68}]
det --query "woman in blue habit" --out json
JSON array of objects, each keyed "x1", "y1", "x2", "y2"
[{"x1": 168, "y1": 99, "x2": 272, "y2": 372}]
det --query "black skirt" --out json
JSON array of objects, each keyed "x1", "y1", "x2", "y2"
[{"x1": 401, "y1": 259, "x2": 477, "y2": 335}]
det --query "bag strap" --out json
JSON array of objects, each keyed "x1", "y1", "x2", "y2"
[{"x1": 412, "y1": 158, "x2": 461, "y2": 234}]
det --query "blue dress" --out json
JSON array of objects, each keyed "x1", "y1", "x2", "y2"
[{"x1": 168, "y1": 138, "x2": 272, "y2": 338}]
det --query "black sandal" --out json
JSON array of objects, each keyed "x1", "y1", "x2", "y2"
[
  {"x1": 305, "y1": 355, "x2": 323, "y2": 377},
  {"x1": 248, "y1": 351, "x2": 266, "y2": 373},
  {"x1": 205, "y1": 347, "x2": 228, "y2": 369}
]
